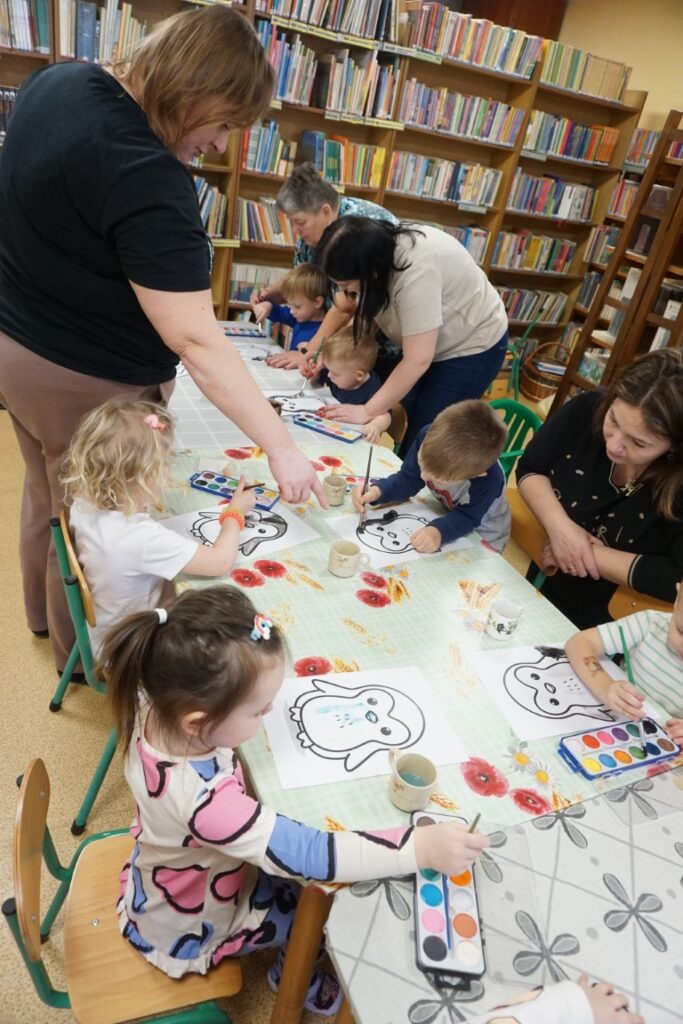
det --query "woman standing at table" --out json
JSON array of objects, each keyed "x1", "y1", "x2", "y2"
[
  {"x1": 251, "y1": 163, "x2": 398, "y2": 369},
  {"x1": 0, "y1": 6, "x2": 323, "y2": 675},
  {"x1": 313, "y1": 216, "x2": 509, "y2": 454},
  {"x1": 517, "y1": 349, "x2": 683, "y2": 629}
]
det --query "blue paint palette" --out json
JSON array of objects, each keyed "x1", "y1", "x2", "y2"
[
  {"x1": 558, "y1": 718, "x2": 679, "y2": 781},
  {"x1": 412, "y1": 811, "x2": 486, "y2": 980},
  {"x1": 189, "y1": 471, "x2": 279, "y2": 511},
  {"x1": 293, "y1": 413, "x2": 363, "y2": 443}
]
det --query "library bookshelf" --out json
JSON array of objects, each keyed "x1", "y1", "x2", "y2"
[{"x1": 1, "y1": 0, "x2": 646, "y2": 326}]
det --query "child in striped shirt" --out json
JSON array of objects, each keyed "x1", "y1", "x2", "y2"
[{"x1": 565, "y1": 582, "x2": 683, "y2": 744}]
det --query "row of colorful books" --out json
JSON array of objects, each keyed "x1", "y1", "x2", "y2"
[
  {"x1": 298, "y1": 129, "x2": 386, "y2": 186},
  {"x1": 539, "y1": 40, "x2": 632, "y2": 102},
  {"x1": 0, "y1": 0, "x2": 49, "y2": 51},
  {"x1": 507, "y1": 169, "x2": 596, "y2": 223},
  {"x1": 325, "y1": 49, "x2": 399, "y2": 119},
  {"x1": 491, "y1": 230, "x2": 577, "y2": 275},
  {"x1": 237, "y1": 196, "x2": 295, "y2": 247},
  {"x1": 229, "y1": 263, "x2": 283, "y2": 304},
  {"x1": 256, "y1": 22, "x2": 318, "y2": 106},
  {"x1": 522, "y1": 110, "x2": 619, "y2": 165},
  {"x1": 496, "y1": 286, "x2": 568, "y2": 324},
  {"x1": 607, "y1": 179, "x2": 639, "y2": 219},
  {"x1": 584, "y1": 224, "x2": 619, "y2": 267},
  {"x1": 194, "y1": 178, "x2": 227, "y2": 239},
  {"x1": 242, "y1": 121, "x2": 299, "y2": 179},
  {"x1": 57, "y1": 0, "x2": 146, "y2": 62},
  {"x1": 387, "y1": 149, "x2": 502, "y2": 208},
  {"x1": 410, "y1": 219, "x2": 490, "y2": 265},
  {"x1": 624, "y1": 127, "x2": 661, "y2": 169},
  {"x1": 0, "y1": 85, "x2": 18, "y2": 143},
  {"x1": 398, "y1": 80, "x2": 524, "y2": 146},
  {"x1": 266, "y1": 0, "x2": 400, "y2": 45}
]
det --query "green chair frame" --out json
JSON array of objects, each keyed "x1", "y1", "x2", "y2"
[
  {"x1": 490, "y1": 398, "x2": 542, "y2": 481},
  {"x1": 49, "y1": 516, "x2": 117, "y2": 836}
]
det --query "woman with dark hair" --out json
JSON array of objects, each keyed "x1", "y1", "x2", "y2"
[
  {"x1": 517, "y1": 348, "x2": 683, "y2": 629},
  {"x1": 312, "y1": 216, "x2": 509, "y2": 453}
]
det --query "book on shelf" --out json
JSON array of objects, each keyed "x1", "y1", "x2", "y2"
[
  {"x1": 630, "y1": 218, "x2": 656, "y2": 256},
  {"x1": 268, "y1": 0, "x2": 400, "y2": 44},
  {"x1": 242, "y1": 120, "x2": 298, "y2": 178},
  {"x1": 229, "y1": 262, "x2": 283, "y2": 303},
  {"x1": 646, "y1": 183, "x2": 673, "y2": 211},
  {"x1": 298, "y1": 129, "x2": 385, "y2": 186},
  {"x1": 522, "y1": 110, "x2": 619, "y2": 165},
  {"x1": 256, "y1": 21, "x2": 318, "y2": 106},
  {"x1": 624, "y1": 127, "x2": 660, "y2": 169},
  {"x1": 319, "y1": 47, "x2": 399, "y2": 120},
  {"x1": 650, "y1": 298, "x2": 681, "y2": 351},
  {"x1": 578, "y1": 347, "x2": 609, "y2": 383},
  {"x1": 492, "y1": 230, "x2": 577, "y2": 275},
  {"x1": 539, "y1": 40, "x2": 632, "y2": 102},
  {"x1": 653, "y1": 279, "x2": 683, "y2": 316},
  {"x1": 0, "y1": 0, "x2": 50, "y2": 52},
  {"x1": 388, "y1": 149, "x2": 502, "y2": 207},
  {"x1": 584, "y1": 224, "x2": 620, "y2": 266},
  {"x1": 668, "y1": 140, "x2": 683, "y2": 160},
  {"x1": 561, "y1": 320, "x2": 582, "y2": 351},
  {"x1": 410, "y1": 220, "x2": 490, "y2": 265},
  {"x1": 496, "y1": 286, "x2": 568, "y2": 324},
  {"x1": 237, "y1": 196, "x2": 295, "y2": 246},
  {"x1": 0, "y1": 85, "x2": 18, "y2": 144},
  {"x1": 58, "y1": 0, "x2": 146, "y2": 61},
  {"x1": 576, "y1": 270, "x2": 602, "y2": 309},
  {"x1": 398, "y1": 79, "x2": 524, "y2": 146},
  {"x1": 607, "y1": 178, "x2": 639, "y2": 219},
  {"x1": 194, "y1": 177, "x2": 227, "y2": 239},
  {"x1": 620, "y1": 266, "x2": 641, "y2": 302},
  {"x1": 507, "y1": 168, "x2": 596, "y2": 222}
]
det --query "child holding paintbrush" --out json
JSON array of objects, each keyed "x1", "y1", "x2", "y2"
[{"x1": 565, "y1": 580, "x2": 683, "y2": 744}]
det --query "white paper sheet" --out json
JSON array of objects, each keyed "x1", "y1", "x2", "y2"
[
  {"x1": 263, "y1": 390, "x2": 332, "y2": 415},
  {"x1": 263, "y1": 666, "x2": 469, "y2": 789}
]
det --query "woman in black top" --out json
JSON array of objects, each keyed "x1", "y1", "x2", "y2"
[
  {"x1": 0, "y1": 7, "x2": 324, "y2": 672},
  {"x1": 517, "y1": 349, "x2": 683, "y2": 629}
]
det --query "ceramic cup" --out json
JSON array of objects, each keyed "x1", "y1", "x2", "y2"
[
  {"x1": 388, "y1": 750, "x2": 438, "y2": 812},
  {"x1": 485, "y1": 598, "x2": 524, "y2": 640},
  {"x1": 323, "y1": 474, "x2": 347, "y2": 506},
  {"x1": 327, "y1": 540, "x2": 370, "y2": 578}
]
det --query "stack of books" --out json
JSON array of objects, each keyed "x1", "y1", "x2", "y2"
[
  {"x1": 229, "y1": 263, "x2": 283, "y2": 304},
  {"x1": 624, "y1": 127, "x2": 661, "y2": 169},
  {"x1": 584, "y1": 224, "x2": 620, "y2": 266},
  {"x1": 0, "y1": 0, "x2": 49, "y2": 51},
  {"x1": 399, "y1": 81, "x2": 524, "y2": 146},
  {"x1": 492, "y1": 230, "x2": 577, "y2": 274},
  {"x1": 507, "y1": 168, "x2": 596, "y2": 222},
  {"x1": 268, "y1": 0, "x2": 399, "y2": 43},
  {"x1": 540, "y1": 41, "x2": 632, "y2": 102},
  {"x1": 496, "y1": 286, "x2": 568, "y2": 324},
  {"x1": 242, "y1": 121, "x2": 298, "y2": 178},
  {"x1": 321, "y1": 49, "x2": 399, "y2": 120},
  {"x1": 0, "y1": 86, "x2": 18, "y2": 145},
  {"x1": 256, "y1": 22, "x2": 318, "y2": 106},
  {"x1": 237, "y1": 197, "x2": 295, "y2": 247},
  {"x1": 299, "y1": 129, "x2": 386, "y2": 187},
  {"x1": 388, "y1": 149, "x2": 502, "y2": 207},
  {"x1": 523, "y1": 111, "x2": 619, "y2": 165},
  {"x1": 57, "y1": 0, "x2": 146, "y2": 61},
  {"x1": 607, "y1": 179, "x2": 639, "y2": 219},
  {"x1": 194, "y1": 179, "x2": 227, "y2": 239}
]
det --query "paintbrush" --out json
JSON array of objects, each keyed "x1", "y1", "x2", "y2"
[
  {"x1": 243, "y1": 481, "x2": 265, "y2": 491},
  {"x1": 468, "y1": 812, "x2": 481, "y2": 833},
  {"x1": 296, "y1": 336, "x2": 327, "y2": 398},
  {"x1": 357, "y1": 446, "x2": 374, "y2": 534},
  {"x1": 619, "y1": 624, "x2": 647, "y2": 755}
]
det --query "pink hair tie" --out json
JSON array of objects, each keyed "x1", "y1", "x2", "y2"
[{"x1": 144, "y1": 413, "x2": 166, "y2": 431}]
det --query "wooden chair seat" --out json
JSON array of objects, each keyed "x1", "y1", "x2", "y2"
[{"x1": 63, "y1": 834, "x2": 242, "y2": 1024}]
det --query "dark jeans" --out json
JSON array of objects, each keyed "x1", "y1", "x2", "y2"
[{"x1": 399, "y1": 331, "x2": 508, "y2": 456}]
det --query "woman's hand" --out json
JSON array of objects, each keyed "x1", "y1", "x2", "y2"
[
  {"x1": 321, "y1": 403, "x2": 369, "y2": 424},
  {"x1": 268, "y1": 447, "x2": 328, "y2": 507},
  {"x1": 545, "y1": 518, "x2": 601, "y2": 580},
  {"x1": 414, "y1": 821, "x2": 489, "y2": 877},
  {"x1": 266, "y1": 350, "x2": 306, "y2": 370}
]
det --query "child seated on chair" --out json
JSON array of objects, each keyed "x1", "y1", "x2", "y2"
[
  {"x1": 352, "y1": 400, "x2": 511, "y2": 553},
  {"x1": 565, "y1": 581, "x2": 683, "y2": 745},
  {"x1": 61, "y1": 397, "x2": 256, "y2": 655},
  {"x1": 101, "y1": 585, "x2": 489, "y2": 1014},
  {"x1": 251, "y1": 264, "x2": 327, "y2": 351},
  {"x1": 307, "y1": 327, "x2": 390, "y2": 442}
]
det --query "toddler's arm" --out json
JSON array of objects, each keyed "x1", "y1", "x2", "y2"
[
  {"x1": 181, "y1": 478, "x2": 257, "y2": 577},
  {"x1": 462, "y1": 976, "x2": 641, "y2": 1024},
  {"x1": 251, "y1": 300, "x2": 273, "y2": 325},
  {"x1": 565, "y1": 628, "x2": 645, "y2": 720},
  {"x1": 362, "y1": 412, "x2": 392, "y2": 444}
]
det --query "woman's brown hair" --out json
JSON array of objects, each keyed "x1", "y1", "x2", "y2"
[
  {"x1": 595, "y1": 348, "x2": 683, "y2": 519},
  {"x1": 100, "y1": 586, "x2": 285, "y2": 756},
  {"x1": 113, "y1": 6, "x2": 274, "y2": 156}
]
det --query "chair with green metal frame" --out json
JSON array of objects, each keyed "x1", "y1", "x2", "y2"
[
  {"x1": 49, "y1": 513, "x2": 118, "y2": 836},
  {"x1": 489, "y1": 398, "x2": 542, "y2": 481},
  {"x1": 3, "y1": 757, "x2": 242, "y2": 1024}
]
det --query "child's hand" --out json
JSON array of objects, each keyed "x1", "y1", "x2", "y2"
[
  {"x1": 665, "y1": 718, "x2": 683, "y2": 744},
  {"x1": 605, "y1": 679, "x2": 645, "y2": 719},
  {"x1": 352, "y1": 484, "x2": 381, "y2": 512},
  {"x1": 410, "y1": 525, "x2": 441, "y2": 553},
  {"x1": 250, "y1": 286, "x2": 272, "y2": 305},
  {"x1": 414, "y1": 821, "x2": 489, "y2": 876},
  {"x1": 299, "y1": 360, "x2": 320, "y2": 380},
  {"x1": 363, "y1": 413, "x2": 391, "y2": 444},
  {"x1": 228, "y1": 477, "x2": 257, "y2": 518},
  {"x1": 578, "y1": 975, "x2": 643, "y2": 1024},
  {"x1": 251, "y1": 300, "x2": 273, "y2": 325}
]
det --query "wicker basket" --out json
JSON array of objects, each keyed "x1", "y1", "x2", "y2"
[{"x1": 520, "y1": 342, "x2": 571, "y2": 401}]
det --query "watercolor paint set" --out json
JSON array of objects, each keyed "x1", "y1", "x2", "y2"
[
  {"x1": 293, "y1": 413, "x2": 363, "y2": 443},
  {"x1": 412, "y1": 811, "x2": 486, "y2": 980},
  {"x1": 558, "y1": 718, "x2": 679, "y2": 781},
  {"x1": 220, "y1": 323, "x2": 264, "y2": 338},
  {"x1": 189, "y1": 471, "x2": 280, "y2": 511}
]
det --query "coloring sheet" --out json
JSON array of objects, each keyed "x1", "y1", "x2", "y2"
[
  {"x1": 231, "y1": 340, "x2": 274, "y2": 361},
  {"x1": 160, "y1": 504, "x2": 320, "y2": 565},
  {"x1": 263, "y1": 390, "x2": 332, "y2": 415},
  {"x1": 468, "y1": 643, "x2": 658, "y2": 741},
  {"x1": 326, "y1": 501, "x2": 472, "y2": 570},
  {"x1": 263, "y1": 666, "x2": 469, "y2": 789}
]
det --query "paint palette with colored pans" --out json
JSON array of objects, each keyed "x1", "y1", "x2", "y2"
[
  {"x1": 412, "y1": 811, "x2": 486, "y2": 980},
  {"x1": 293, "y1": 413, "x2": 363, "y2": 443},
  {"x1": 558, "y1": 718, "x2": 679, "y2": 781},
  {"x1": 189, "y1": 471, "x2": 279, "y2": 511}
]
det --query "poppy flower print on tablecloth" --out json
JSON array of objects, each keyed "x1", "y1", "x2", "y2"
[
  {"x1": 356, "y1": 589, "x2": 391, "y2": 608},
  {"x1": 224, "y1": 448, "x2": 252, "y2": 460},
  {"x1": 360, "y1": 572, "x2": 387, "y2": 590},
  {"x1": 230, "y1": 568, "x2": 265, "y2": 588},
  {"x1": 461, "y1": 756, "x2": 509, "y2": 798},
  {"x1": 510, "y1": 787, "x2": 552, "y2": 816},
  {"x1": 253, "y1": 559, "x2": 287, "y2": 578},
  {"x1": 319, "y1": 455, "x2": 342, "y2": 469},
  {"x1": 294, "y1": 656, "x2": 333, "y2": 677}
]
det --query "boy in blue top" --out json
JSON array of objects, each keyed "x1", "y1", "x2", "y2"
[
  {"x1": 315, "y1": 329, "x2": 382, "y2": 405},
  {"x1": 251, "y1": 265, "x2": 326, "y2": 351},
  {"x1": 353, "y1": 400, "x2": 510, "y2": 553}
]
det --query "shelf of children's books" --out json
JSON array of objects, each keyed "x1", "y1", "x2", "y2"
[
  {"x1": 268, "y1": 14, "x2": 379, "y2": 50},
  {"x1": 491, "y1": 266, "x2": 582, "y2": 281},
  {"x1": 401, "y1": 122, "x2": 517, "y2": 152},
  {"x1": 210, "y1": 238, "x2": 241, "y2": 248},
  {"x1": 505, "y1": 209, "x2": 596, "y2": 227},
  {"x1": 384, "y1": 189, "x2": 497, "y2": 215},
  {"x1": 239, "y1": 240, "x2": 295, "y2": 251},
  {"x1": 271, "y1": 100, "x2": 326, "y2": 117},
  {"x1": 520, "y1": 149, "x2": 618, "y2": 173},
  {"x1": 0, "y1": 47, "x2": 50, "y2": 60},
  {"x1": 625, "y1": 249, "x2": 648, "y2": 265},
  {"x1": 535, "y1": 82, "x2": 642, "y2": 114},
  {"x1": 440, "y1": 55, "x2": 536, "y2": 86}
]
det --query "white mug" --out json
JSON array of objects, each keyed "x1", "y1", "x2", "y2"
[
  {"x1": 323, "y1": 474, "x2": 346, "y2": 506},
  {"x1": 327, "y1": 540, "x2": 370, "y2": 578},
  {"x1": 388, "y1": 749, "x2": 438, "y2": 812},
  {"x1": 485, "y1": 598, "x2": 524, "y2": 640}
]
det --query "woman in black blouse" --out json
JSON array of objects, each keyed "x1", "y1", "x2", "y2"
[{"x1": 517, "y1": 349, "x2": 683, "y2": 629}]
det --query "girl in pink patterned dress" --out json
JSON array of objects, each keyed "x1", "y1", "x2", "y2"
[{"x1": 102, "y1": 584, "x2": 489, "y2": 1016}]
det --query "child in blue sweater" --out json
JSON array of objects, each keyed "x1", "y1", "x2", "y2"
[
  {"x1": 251, "y1": 264, "x2": 326, "y2": 350},
  {"x1": 353, "y1": 400, "x2": 511, "y2": 553}
]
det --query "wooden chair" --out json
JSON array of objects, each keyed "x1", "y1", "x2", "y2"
[
  {"x1": 3, "y1": 758, "x2": 242, "y2": 1024},
  {"x1": 506, "y1": 487, "x2": 674, "y2": 616},
  {"x1": 489, "y1": 399, "x2": 542, "y2": 481},
  {"x1": 387, "y1": 403, "x2": 408, "y2": 455},
  {"x1": 49, "y1": 513, "x2": 118, "y2": 835}
]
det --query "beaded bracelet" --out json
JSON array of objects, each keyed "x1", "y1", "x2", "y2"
[{"x1": 218, "y1": 507, "x2": 245, "y2": 529}]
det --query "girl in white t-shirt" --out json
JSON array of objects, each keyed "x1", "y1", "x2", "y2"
[{"x1": 62, "y1": 397, "x2": 256, "y2": 655}]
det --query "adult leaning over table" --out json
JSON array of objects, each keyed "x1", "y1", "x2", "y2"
[
  {"x1": 517, "y1": 348, "x2": 683, "y2": 630},
  {"x1": 312, "y1": 216, "x2": 509, "y2": 455},
  {"x1": 0, "y1": 6, "x2": 324, "y2": 676},
  {"x1": 250, "y1": 162, "x2": 398, "y2": 370}
]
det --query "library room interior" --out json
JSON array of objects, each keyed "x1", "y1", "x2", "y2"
[{"x1": 2, "y1": 1, "x2": 683, "y2": 1023}]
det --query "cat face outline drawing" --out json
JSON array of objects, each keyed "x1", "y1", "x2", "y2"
[{"x1": 503, "y1": 645, "x2": 615, "y2": 723}]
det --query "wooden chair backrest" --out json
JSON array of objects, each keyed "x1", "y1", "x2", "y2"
[
  {"x1": 13, "y1": 758, "x2": 50, "y2": 962},
  {"x1": 609, "y1": 588, "x2": 674, "y2": 619},
  {"x1": 59, "y1": 510, "x2": 97, "y2": 628},
  {"x1": 388, "y1": 403, "x2": 408, "y2": 449}
]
